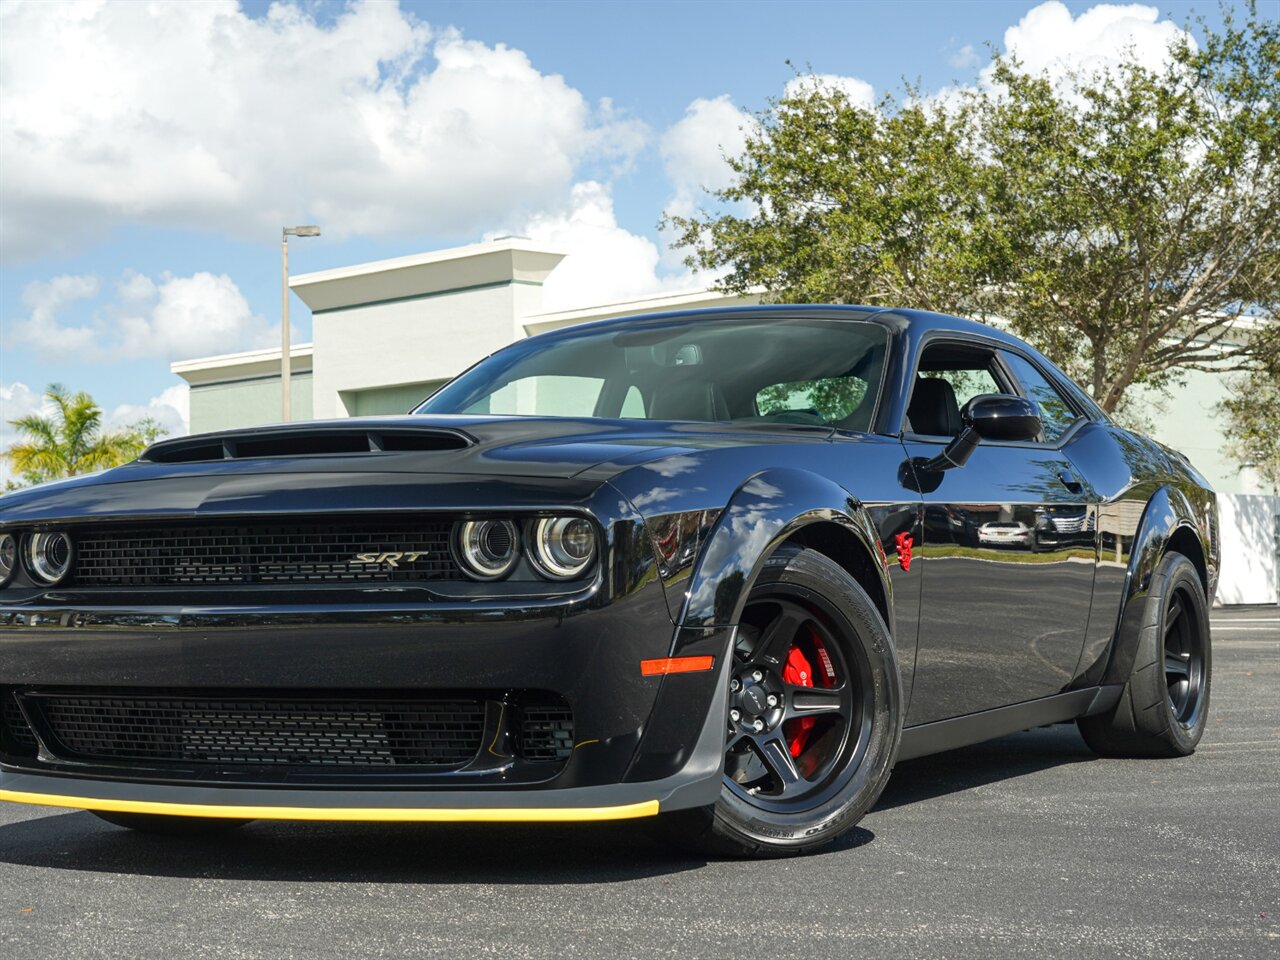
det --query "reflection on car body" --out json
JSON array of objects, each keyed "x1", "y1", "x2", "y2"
[{"x1": 978, "y1": 521, "x2": 1033, "y2": 548}]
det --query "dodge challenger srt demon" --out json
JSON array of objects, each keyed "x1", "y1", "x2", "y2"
[{"x1": 0, "y1": 306, "x2": 1217, "y2": 856}]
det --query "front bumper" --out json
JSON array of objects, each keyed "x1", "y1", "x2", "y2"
[{"x1": 0, "y1": 596, "x2": 732, "y2": 819}]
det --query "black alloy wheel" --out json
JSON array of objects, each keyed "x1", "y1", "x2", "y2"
[
  {"x1": 1078, "y1": 550, "x2": 1212, "y2": 758},
  {"x1": 1162, "y1": 584, "x2": 1206, "y2": 730},
  {"x1": 724, "y1": 596, "x2": 872, "y2": 813},
  {"x1": 662, "y1": 546, "x2": 901, "y2": 858}
]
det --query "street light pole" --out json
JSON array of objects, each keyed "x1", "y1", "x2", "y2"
[{"x1": 281, "y1": 225, "x2": 321, "y2": 422}]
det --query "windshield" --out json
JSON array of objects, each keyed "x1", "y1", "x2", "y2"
[{"x1": 418, "y1": 316, "x2": 890, "y2": 431}]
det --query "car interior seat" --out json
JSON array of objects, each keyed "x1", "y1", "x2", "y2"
[
  {"x1": 906, "y1": 376, "x2": 962, "y2": 437},
  {"x1": 647, "y1": 372, "x2": 730, "y2": 422}
]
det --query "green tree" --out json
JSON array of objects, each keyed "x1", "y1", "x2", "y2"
[
  {"x1": 667, "y1": 78, "x2": 997, "y2": 317},
  {"x1": 1218, "y1": 367, "x2": 1280, "y2": 491},
  {"x1": 3, "y1": 384, "x2": 167, "y2": 490},
  {"x1": 669, "y1": 5, "x2": 1279, "y2": 417},
  {"x1": 981, "y1": 4, "x2": 1279, "y2": 413}
]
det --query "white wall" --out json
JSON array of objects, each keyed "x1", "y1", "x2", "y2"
[
  {"x1": 1215, "y1": 494, "x2": 1279, "y2": 606},
  {"x1": 1139, "y1": 367, "x2": 1276, "y2": 497},
  {"x1": 311, "y1": 283, "x2": 532, "y2": 420}
]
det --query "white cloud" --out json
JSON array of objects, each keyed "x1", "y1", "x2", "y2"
[
  {"x1": 501, "y1": 181, "x2": 702, "y2": 311},
  {"x1": 783, "y1": 74, "x2": 875, "y2": 110},
  {"x1": 0, "y1": 381, "x2": 51, "y2": 487},
  {"x1": 108, "y1": 384, "x2": 190, "y2": 440},
  {"x1": 660, "y1": 96, "x2": 754, "y2": 219},
  {"x1": 948, "y1": 43, "x2": 980, "y2": 69},
  {"x1": 984, "y1": 1, "x2": 1189, "y2": 85},
  {"x1": 0, "y1": 381, "x2": 48, "y2": 438},
  {"x1": 0, "y1": 1, "x2": 648, "y2": 259},
  {"x1": 15, "y1": 275, "x2": 102, "y2": 355},
  {"x1": 656, "y1": 95, "x2": 760, "y2": 272},
  {"x1": 8, "y1": 270, "x2": 277, "y2": 362}
]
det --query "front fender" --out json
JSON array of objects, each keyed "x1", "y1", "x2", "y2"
[{"x1": 679, "y1": 469, "x2": 891, "y2": 630}]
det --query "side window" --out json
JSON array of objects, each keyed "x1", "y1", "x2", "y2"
[
  {"x1": 756, "y1": 376, "x2": 869, "y2": 426},
  {"x1": 620, "y1": 385, "x2": 646, "y2": 418},
  {"x1": 1000, "y1": 352, "x2": 1080, "y2": 443},
  {"x1": 905, "y1": 343, "x2": 1005, "y2": 438},
  {"x1": 463, "y1": 375, "x2": 604, "y2": 416},
  {"x1": 927, "y1": 368, "x2": 1002, "y2": 410}
]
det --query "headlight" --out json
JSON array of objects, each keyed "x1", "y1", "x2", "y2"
[
  {"x1": 0, "y1": 533, "x2": 16, "y2": 587},
  {"x1": 26, "y1": 531, "x2": 73, "y2": 585},
  {"x1": 454, "y1": 519, "x2": 520, "y2": 580},
  {"x1": 528, "y1": 516, "x2": 596, "y2": 581}
]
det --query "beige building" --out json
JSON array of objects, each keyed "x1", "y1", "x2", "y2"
[
  {"x1": 173, "y1": 239, "x2": 756, "y2": 431},
  {"x1": 172, "y1": 238, "x2": 1277, "y2": 604}
]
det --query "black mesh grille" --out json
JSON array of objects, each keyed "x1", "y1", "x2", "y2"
[
  {"x1": 2, "y1": 693, "x2": 38, "y2": 754},
  {"x1": 23, "y1": 693, "x2": 486, "y2": 768},
  {"x1": 518, "y1": 705, "x2": 575, "y2": 762},
  {"x1": 70, "y1": 517, "x2": 460, "y2": 586}
]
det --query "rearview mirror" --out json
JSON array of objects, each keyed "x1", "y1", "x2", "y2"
[{"x1": 919, "y1": 394, "x2": 1042, "y2": 473}]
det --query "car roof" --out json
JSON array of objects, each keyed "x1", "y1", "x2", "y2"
[{"x1": 526, "y1": 303, "x2": 1033, "y2": 352}]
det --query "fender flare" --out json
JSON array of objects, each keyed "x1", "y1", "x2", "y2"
[
  {"x1": 1101, "y1": 484, "x2": 1207, "y2": 686},
  {"x1": 678, "y1": 468, "x2": 892, "y2": 631}
]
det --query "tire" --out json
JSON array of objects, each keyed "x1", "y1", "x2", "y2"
[
  {"x1": 1078, "y1": 551, "x2": 1211, "y2": 758},
  {"x1": 92, "y1": 811, "x2": 252, "y2": 835},
  {"x1": 663, "y1": 545, "x2": 902, "y2": 858}
]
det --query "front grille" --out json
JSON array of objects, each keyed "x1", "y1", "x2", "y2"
[
  {"x1": 1048, "y1": 515, "x2": 1087, "y2": 533},
  {"x1": 22, "y1": 693, "x2": 486, "y2": 768},
  {"x1": 517, "y1": 705, "x2": 575, "y2": 762},
  {"x1": 70, "y1": 517, "x2": 460, "y2": 586}
]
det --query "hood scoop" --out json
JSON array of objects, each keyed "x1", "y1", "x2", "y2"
[{"x1": 143, "y1": 426, "x2": 472, "y2": 464}]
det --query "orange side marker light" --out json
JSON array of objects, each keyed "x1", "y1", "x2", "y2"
[{"x1": 640, "y1": 656, "x2": 715, "y2": 677}]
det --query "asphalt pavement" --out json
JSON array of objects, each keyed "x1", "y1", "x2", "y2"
[{"x1": 1, "y1": 606, "x2": 1276, "y2": 960}]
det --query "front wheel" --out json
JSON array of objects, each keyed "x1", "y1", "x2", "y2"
[{"x1": 664, "y1": 546, "x2": 902, "y2": 857}]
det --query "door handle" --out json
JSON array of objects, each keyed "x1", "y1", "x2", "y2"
[{"x1": 1057, "y1": 469, "x2": 1083, "y2": 494}]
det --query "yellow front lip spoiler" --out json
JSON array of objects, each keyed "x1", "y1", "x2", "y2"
[{"x1": 0, "y1": 789, "x2": 660, "y2": 823}]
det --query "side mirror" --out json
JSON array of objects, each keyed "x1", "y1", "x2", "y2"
[
  {"x1": 920, "y1": 394, "x2": 1041, "y2": 473},
  {"x1": 964, "y1": 393, "x2": 1042, "y2": 443}
]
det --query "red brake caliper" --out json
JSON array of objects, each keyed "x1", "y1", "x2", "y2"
[
  {"x1": 782, "y1": 644, "x2": 816, "y2": 758},
  {"x1": 782, "y1": 629, "x2": 837, "y2": 758}
]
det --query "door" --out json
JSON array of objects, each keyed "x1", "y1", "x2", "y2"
[{"x1": 902, "y1": 339, "x2": 1096, "y2": 725}]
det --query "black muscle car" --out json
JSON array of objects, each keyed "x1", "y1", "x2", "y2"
[{"x1": 0, "y1": 306, "x2": 1218, "y2": 856}]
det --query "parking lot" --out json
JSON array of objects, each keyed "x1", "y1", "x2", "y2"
[{"x1": 1, "y1": 606, "x2": 1276, "y2": 960}]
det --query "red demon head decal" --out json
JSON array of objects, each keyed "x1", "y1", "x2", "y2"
[{"x1": 894, "y1": 532, "x2": 914, "y2": 572}]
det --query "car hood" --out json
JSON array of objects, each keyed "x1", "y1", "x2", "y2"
[{"x1": 0, "y1": 415, "x2": 832, "y2": 521}]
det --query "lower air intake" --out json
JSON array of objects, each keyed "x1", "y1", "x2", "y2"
[
  {"x1": 517, "y1": 704, "x2": 575, "y2": 762},
  {"x1": 23, "y1": 693, "x2": 487, "y2": 768}
]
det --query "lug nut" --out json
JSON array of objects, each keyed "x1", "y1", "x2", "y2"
[
  {"x1": 752, "y1": 670, "x2": 764, "y2": 683},
  {"x1": 767, "y1": 694, "x2": 779, "y2": 708},
  {"x1": 730, "y1": 709, "x2": 741, "y2": 722},
  {"x1": 730, "y1": 678, "x2": 741, "y2": 692},
  {"x1": 753, "y1": 719, "x2": 765, "y2": 732}
]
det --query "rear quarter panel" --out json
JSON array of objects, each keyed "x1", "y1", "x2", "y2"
[{"x1": 1066, "y1": 423, "x2": 1219, "y2": 687}]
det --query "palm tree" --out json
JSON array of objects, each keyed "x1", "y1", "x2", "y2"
[{"x1": 3, "y1": 384, "x2": 165, "y2": 489}]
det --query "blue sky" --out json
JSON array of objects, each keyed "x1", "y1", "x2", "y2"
[{"x1": 0, "y1": 0, "x2": 1248, "y2": 462}]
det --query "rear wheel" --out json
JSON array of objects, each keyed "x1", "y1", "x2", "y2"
[
  {"x1": 92, "y1": 811, "x2": 251, "y2": 835},
  {"x1": 1078, "y1": 551, "x2": 1211, "y2": 758},
  {"x1": 664, "y1": 546, "x2": 901, "y2": 857}
]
